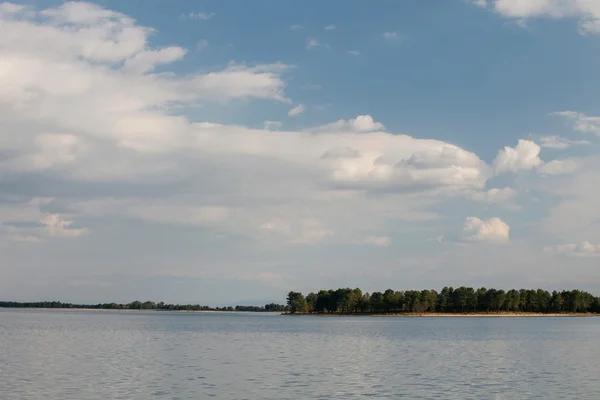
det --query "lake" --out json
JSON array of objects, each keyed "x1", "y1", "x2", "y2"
[{"x1": 1, "y1": 309, "x2": 599, "y2": 399}]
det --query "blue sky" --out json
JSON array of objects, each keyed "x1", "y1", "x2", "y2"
[{"x1": 1, "y1": 0, "x2": 600, "y2": 305}]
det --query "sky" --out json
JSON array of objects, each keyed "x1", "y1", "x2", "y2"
[{"x1": 1, "y1": 0, "x2": 600, "y2": 305}]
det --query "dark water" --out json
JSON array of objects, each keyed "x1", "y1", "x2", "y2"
[{"x1": 1, "y1": 310, "x2": 599, "y2": 399}]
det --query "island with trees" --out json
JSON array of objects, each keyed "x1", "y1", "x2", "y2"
[{"x1": 285, "y1": 287, "x2": 600, "y2": 316}]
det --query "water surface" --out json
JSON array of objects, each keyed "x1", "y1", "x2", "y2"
[{"x1": 1, "y1": 309, "x2": 599, "y2": 399}]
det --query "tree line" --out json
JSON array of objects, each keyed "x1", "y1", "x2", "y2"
[
  {"x1": 286, "y1": 287, "x2": 600, "y2": 314},
  {"x1": 0, "y1": 300, "x2": 288, "y2": 312}
]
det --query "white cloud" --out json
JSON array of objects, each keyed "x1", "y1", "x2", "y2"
[
  {"x1": 538, "y1": 159, "x2": 580, "y2": 175},
  {"x1": 493, "y1": 139, "x2": 542, "y2": 174},
  {"x1": 306, "y1": 38, "x2": 320, "y2": 49},
  {"x1": 539, "y1": 135, "x2": 590, "y2": 149},
  {"x1": 553, "y1": 111, "x2": 600, "y2": 135},
  {"x1": 348, "y1": 50, "x2": 360, "y2": 56},
  {"x1": 544, "y1": 241, "x2": 600, "y2": 257},
  {"x1": 264, "y1": 120, "x2": 282, "y2": 130},
  {"x1": 181, "y1": 12, "x2": 215, "y2": 20},
  {"x1": 472, "y1": 187, "x2": 517, "y2": 204},
  {"x1": 1, "y1": 2, "x2": 600, "y2": 303},
  {"x1": 471, "y1": 0, "x2": 488, "y2": 8},
  {"x1": 482, "y1": 0, "x2": 600, "y2": 35},
  {"x1": 326, "y1": 145, "x2": 489, "y2": 191},
  {"x1": 464, "y1": 217, "x2": 510, "y2": 242},
  {"x1": 0, "y1": 2, "x2": 27, "y2": 16},
  {"x1": 383, "y1": 31, "x2": 401, "y2": 40},
  {"x1": 289, "y1": 25, "x2": 303, "y2": 30},
  {"x1": 538, "y1": 156, "x2": 600, "y2": 240},
  {"x1": 357, "y1": 236, "x2": 391, "y2": 247},
  {"x1": 324, "y1": 25, "x2": 336, "y2": 30},
  {"x1": 196, "y1": 39, "x2": 209, "y2": 51},
  {"x1": 0, "y1": 2, "x2": 497, "y2": 236},
  {"x1": 288, "y1": 104, "x2": 305, "y2": 117},
  {"x1": 307, "y1": 115, "x2": 385, "y2": 133},
  {"x1": 492, "y1": 137, "x2": 583, "y2": 177},
  {"x1": 123, "y1": 47, "x2": 188, "y2": 74},
  {"x1": 0, "y1": 199, "x2": 87, "y2": 241},
  {"x1": 321, "y1": 147, "x2": 361, "y2": 159},
  {"x1": 259, "y1": 218, "x2": 333, "y2": 244},
  {"x1": 42, "y1": 214, "x2": 88, "y2": 237}
]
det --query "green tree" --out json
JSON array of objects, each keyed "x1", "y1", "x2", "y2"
[
  {"x1": 349, "y1": 288, "x2": 363, "y2": 313},
  {"x1": 315, "y1": 290, "x2": 332, "y2": 313},
  {"x1": 437, "y1": 287, "x2": 450, "y2": 312},
  {"x1": 370, "y1": 292, "x2": 384, "y2": 313},
  {"x1": 286, "y1": 291, "x2": 307, "y2": 314},
  {"x1": 305, "y1": 292, "x2": 317, "y2": 313}
]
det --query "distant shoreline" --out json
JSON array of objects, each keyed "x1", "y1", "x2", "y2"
[
  {"x1": 283, "y1": 312, "x2": 599, "y2": 317},
  {"x1": 0, "y1": 301, "x2": 287, "y2": 313},
  {"x1": 0, "y1": 308, "x2": 280, "y2": 313},
  {"x1": 2, "y1": 308, "x2": 597, "y2": 317}
]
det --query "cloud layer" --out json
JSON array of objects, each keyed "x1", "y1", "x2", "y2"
[
  {"x1": 475, "y1": 0, "x2": 600, "y2": 34},
  {"x1": 1, "y1": 1, "x2": 599, "y2": 302}
]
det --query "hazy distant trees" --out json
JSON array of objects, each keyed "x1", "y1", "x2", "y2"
[
  {"x1": 284, "y1": 287, "x2": 600, "y2": 315},
  {"x1": 0, "y1": 301, "x2": 289, "y2": 313}
]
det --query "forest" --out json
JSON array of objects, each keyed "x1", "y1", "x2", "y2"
[
  {"x1": 0, "y1": 301, "x2": 288, "y2": 312},
  {"x1": 286, "y1": 287, "x2": 600, "y2": 315},
  {"x1": 4, "y1": 287, "x2": 599, "y2": 315}
]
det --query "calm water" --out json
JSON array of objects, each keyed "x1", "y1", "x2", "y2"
[{"x1": 1, "y1": 310, "x2": 599, "y2": 399}]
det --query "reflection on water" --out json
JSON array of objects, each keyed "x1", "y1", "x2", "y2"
[{"x1": 1, "y1": 309, "x2": 599, "y2": 399}]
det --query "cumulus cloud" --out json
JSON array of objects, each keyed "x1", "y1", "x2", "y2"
[
  {"x1": 493, "y1": 139, "x2": 542, "y2": 174},
  {"x1": 539, "y1": 135, "x2": 590, "y2": 149},
  {"x1": 348, "y1": 50, "x2": 361, "y2": 56},
  {"x1": 123, "y1": 47, "x2": 188, "y2": 74},
  {"x1": 0, "y1": 1, "x2": 569, "y2": 252},
  {"x1": 538, "y1": 159, "x2": 580, "y2": 175},
  {"x1": 326, "y1": 145, "x2": 489, "y2": 192},
  {"x1": 288, "y1": 104, "x2": 305, "y2": 116},
  {"x1": 553, "y1": 111, "x2": 600, "y2": 135},
  {"x1": 464, "y1": 217, "x2": 510, "y2": 242},
  {"x1": 321, "y1": 147, "x2": 361, "y2": 159},
  {"x1": 472, "y1": 187, "x2": 517, "y2": 204},
  {"x1": 476, "y1": 0, "x2": 600, "y2": 34},
  {"x1": 307, "y1": 115, "x2": 385, "y2": 133},
  {"x1": 544, "y1": 241, "x2": 600, "y2": 257}
]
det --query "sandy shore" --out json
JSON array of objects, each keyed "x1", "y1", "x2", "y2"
[{"x1": 284, "y1": 312, "x2": 598, "y2": 317}]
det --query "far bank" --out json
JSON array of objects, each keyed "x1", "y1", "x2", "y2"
[{"x1": 282, "y1": 312, "x2": 599, "y2": 317}]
